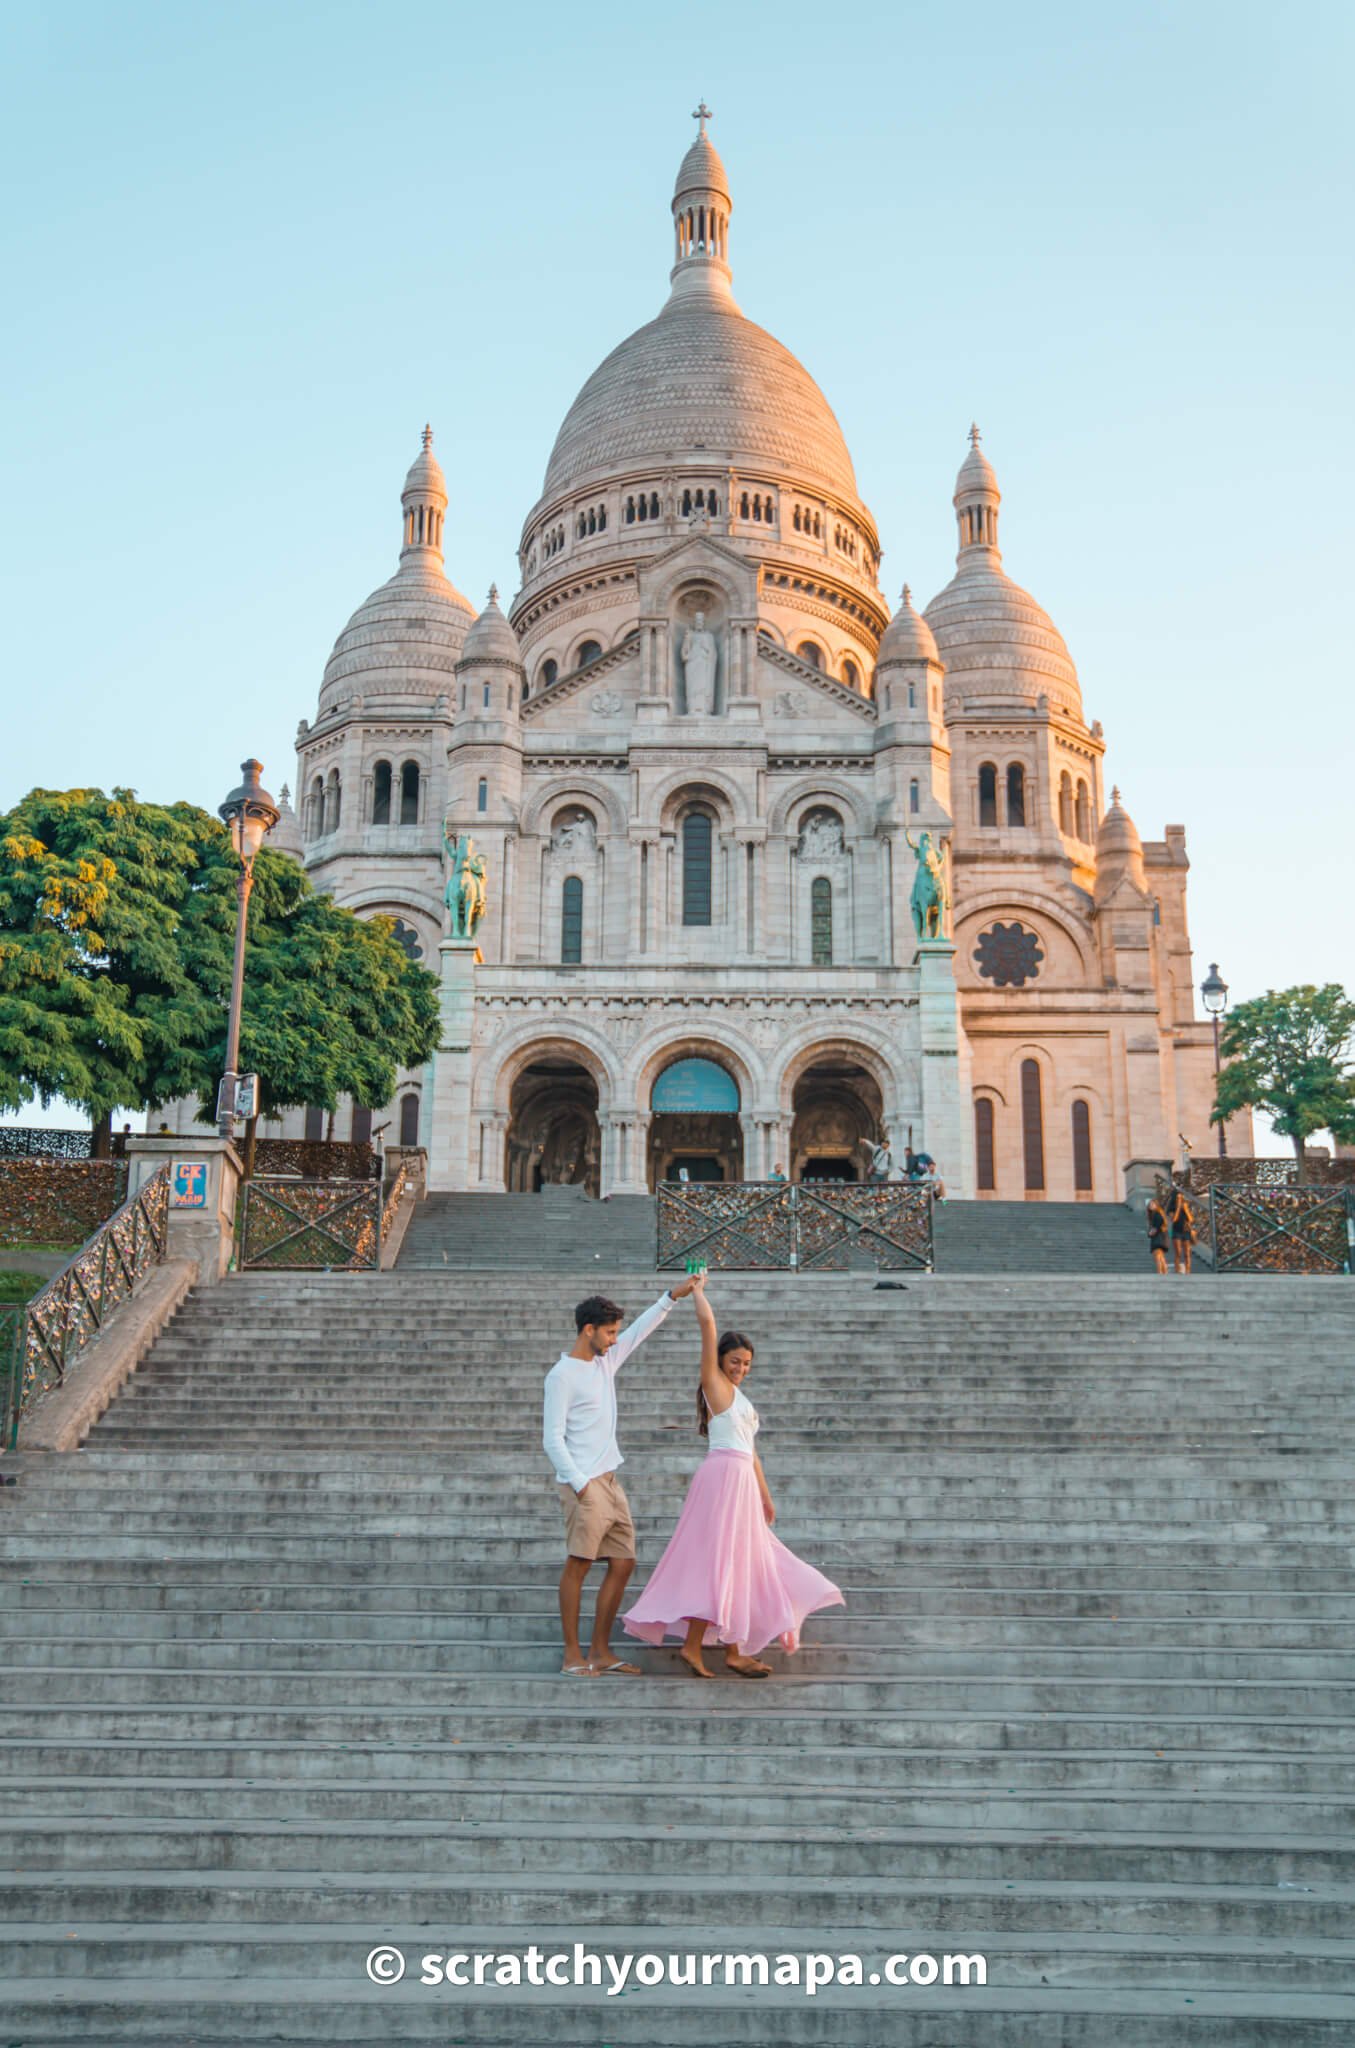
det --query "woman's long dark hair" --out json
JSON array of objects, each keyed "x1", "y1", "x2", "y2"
[{"x1": 697, "y1": 1330, "x2": 755, "y2": 1435}]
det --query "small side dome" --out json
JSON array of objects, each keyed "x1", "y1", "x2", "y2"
[
  {"x1": 876, "y1": 584, "x2": 939, "y2": 667},
  {"x1": 265, "y1": 783, "x2": 304, "y2": 862},
  {"x1": 459, "y1": 585, "x2": 523, "y2": 669},
  {"x1": 1094, "y1": 786, "x2": 1148, "y2": 900}
]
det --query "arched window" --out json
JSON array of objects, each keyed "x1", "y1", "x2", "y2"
[
  {"x1": 649, "y1": 492, "x2": 660, "y2": 519},
  {"x1": 793, "y1": 506, "x2": 802, "y2": 531},
  {"x1": 978, "y1": 762, "x2": 998, "y2": 827},
  {"x1": 1006, "y1": 762, "x2": 1026, "y2": 827},
  {"x1": 477, "y1": 778, "x2": 488, "y2": 813},
  {"x1": 1059, "y1": 771, "x2": 1073, "y2": 835},
  {"x1": 399, "y1": 1093, "x2": 420, "y2": 1148},
  {"x1": 907, "y1": 681, "x2": 916, "y2": 709},
  {"x1": 1072, "y1": 1099, "x2": 1093, "y2": 1191},
  {"x1": 974, "y1": 1097, "x2": 996, "y2": 1191},
  {"x1": 638, "y1": 495, "x2": 648, "y2": 521},
  {"x1": 681, "y1": 489, "x2": 692, "y2": 516},
  {"x1": 577, "y1": 639, "x2": 602, "y2": 668},
  {"x1": 682, "y1": 810, "x2": 713, "y2": 926},
  {"x1": 326, "y1": 769, "x2": 341, "y2": 833},
  {"x1": 539, "y1": 658, "x2": 558, "y2": 692},
  {"x1": 707, "y1": 492, "x2": 718, "y2": 516},
  {"x1": 308, "y1": 775, "x2": 324, "y2": 839},
  {"x1": 796, "y1": 641, "x2": 823, "y2": 670},
  {"x1": 842, "y1": 657, "x2": 860, "y2": 691},
  {"x1": 811, "y1": 876, "x2": 833, "y2": 965},
  {"x1": 561, "y1": 875, "x2": 583, "y2": 963},
  {"x1": 399, "y1": 760, "x2": 419, "y2": 825},
  {"x1": 371, "y1": 760, "x2": 392, "y2": 826},
  {"x1": 598, "y1": 506, "x2": 607, "y2": 530},
  {"x1": 740, "y1": 492, "x2": 750, "y2": 518},
  {"x1": 482, "y1": 682, "x2": 491, "y2": 708},
  {"x1": 625, "y1": 497, "x2": 635, "y2": 523},
  {"x1": 1075, "y1": 779, "x2": 1091, "y2": 841},
  {"x1": 1021, "y1": 1058, "x2": 1045, "y2": 1192},
  {"x1": 909, "y1": 777, "x2": 920, "y2": 813}
]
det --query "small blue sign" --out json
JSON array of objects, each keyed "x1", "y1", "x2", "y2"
[
  {"x1": 651, "y1": 1058, "x2": 740, "y2": 1114},
  {"x1": 171, "y1": 1162, "x2": 208, "y2": 1210}
]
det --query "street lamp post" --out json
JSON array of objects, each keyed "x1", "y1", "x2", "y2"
[
  {"x1": 217, "y1": 759, "x2": 279, "y2": 1141},
  {"x1": 1200, "y1": 961, "x2": 1230, "y2": 1158}
]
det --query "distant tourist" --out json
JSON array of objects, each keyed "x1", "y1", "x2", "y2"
[
  {"x1": 542, "y1": 1279, "x2": 699, "y2": 1676},
  {"x1": 768, "y1": 1163, "x2": 787, "y2": 1183},
  {"x1": 904, "y1": 1145, "x2": 947, "y2": 1201},
  {"x1": 865, "y1": 1134, "x2": 898, "y2": 1183},
  {"x1": 622, "y1": 1274, "x2": 843, "y2": 1678},
  {"x1": 1145, "y1": 1193, "x2": 1170, "y2": 1275},
  {"x1": 1165, "y1": 1187, "x2": 1197, "y2": 1274}
]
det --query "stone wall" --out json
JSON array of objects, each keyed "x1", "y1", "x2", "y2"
[{"x1": 0, "y1": 1162, "x2": 128, "y2": 1244}]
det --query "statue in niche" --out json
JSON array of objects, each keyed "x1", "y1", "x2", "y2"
[
  {"x1": 443, "y1": 827, "x2": 488, "y2": 940},
  {"x1": 552, "y1": 811, "x2": 596, "y2": 856},
  {"x1": 798, "y1": 811, "x2": 845, "y2": 860},
  {"x1": 680, "y1": 610, "x2": 718, "y2": 715},
  {"x1": 903, "y1": 823, "x2": 948, "y2": 941}
]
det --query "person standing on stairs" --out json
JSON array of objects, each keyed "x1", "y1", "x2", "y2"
[
  {"x1": 622, "y1": 1274, "x2": 844, "y2": 1679},
  {"x1": 1145, "y1": 1192, "x2": 1171, "y2": 1275},
  {"x1": 1165, "y1": 1186, "x2": 1198, "y2": 1274},
  {"x1": 543, "y1": 1279, "x2": 700, "y2": 1676}
]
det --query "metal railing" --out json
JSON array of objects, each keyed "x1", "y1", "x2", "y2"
[
  {"x1": 1209, "y1": 1184, "x2": 1354, "y2": 1275},
  {"x1": 238, "y1": 1177, "x2": 382, "y2": 1271},
  {"x1": 3, "y1": 1164, "x2": 171, "y2": 1449},
  {"x1": 657, "y1": 1179, "x2": 934, "y2": 1273}
]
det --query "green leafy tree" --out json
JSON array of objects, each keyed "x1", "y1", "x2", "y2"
[
  {"x1": 0, "y1": 787, "x2": 438, "y2": 1160},
  {"x1": 1213, "y1": 984, "x2": 1355, "y2": 1161},
  {"x1": 0, "y1": 788, "x2": 232, "y2": 1151}
]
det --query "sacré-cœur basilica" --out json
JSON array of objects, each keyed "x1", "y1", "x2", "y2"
[{"x1": 242, "y1": 110, "x2": 1245, "y2": 1200}]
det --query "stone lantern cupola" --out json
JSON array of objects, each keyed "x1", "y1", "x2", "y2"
[
  {"x1": 401, "y1": 424, "x2": 449, "y2": 566},
  {"x1": 670, "y1": 101, "x2": 733, "y2": 300},
  {"x1": 953, "y1": 423, "x2": 1001, "y2": 557}
]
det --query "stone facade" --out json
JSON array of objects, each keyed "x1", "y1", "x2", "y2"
[{"x1": 203, "y1": 112, "x2": 1245, "y2": 1199}]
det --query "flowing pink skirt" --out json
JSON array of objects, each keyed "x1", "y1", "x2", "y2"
[{"x1": 622, "y1": 1449, "x2": 844, "y2": 1656}]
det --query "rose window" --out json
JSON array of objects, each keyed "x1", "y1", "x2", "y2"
[{"x1": 974, "y1": 921, "x2": 1044, "y2": 988}]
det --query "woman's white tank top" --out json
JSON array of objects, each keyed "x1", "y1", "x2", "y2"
[{"x1": 706, "y1": 1385, "x2": 759, "y2": 1457}]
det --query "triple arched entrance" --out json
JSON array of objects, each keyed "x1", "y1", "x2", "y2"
[{"x1": 502, "y1": 1046, "x2": 892, "y2": 1193}]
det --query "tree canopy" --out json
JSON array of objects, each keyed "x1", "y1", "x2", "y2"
[
  {"x1": 1213, "y1": 983, "x2": 1355, "y2": 1160},
  {"x1": 0, "y1": 786, "x2": 438, "y2": 1142}
]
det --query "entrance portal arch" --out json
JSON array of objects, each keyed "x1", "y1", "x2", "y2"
[
  {"x1": 506, "y1": 1059, "x2": 602, "y2": 1195},
  {"x1": 789, "y1": 1057, "x2": 883, "y2": 1183},
  {"x1": 647, "y1": 1053, "x2": 743, "y2": 1187}
]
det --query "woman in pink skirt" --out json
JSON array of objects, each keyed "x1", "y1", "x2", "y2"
[{"x1": 622, "y1": 1275, "x2": 843, "y2": 1679}]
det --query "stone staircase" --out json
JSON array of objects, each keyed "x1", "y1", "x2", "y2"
[
  {"x1": 2, "y1": 1268, "x2": 1353, "y2": 2042},
  {"x1": 933, "y1": 1198, "x2": 1149, "y2": 1273},
  {"x1": 399, "y1": 1184, "x2": 658, "y2": 1269},
  {"x1": 401, "y1": 1187, "x2": 1153, "y2": 1274}
]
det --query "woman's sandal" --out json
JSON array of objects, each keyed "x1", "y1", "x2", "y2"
[
  {"x1": 679, "y1": 1652, "x2": 714, "y2": 1680},
  {"x1": 726, "y1": 1656, "x2": 772, "y2": 1679}
]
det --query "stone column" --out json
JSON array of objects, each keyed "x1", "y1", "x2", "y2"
[
  {"x1": 914, "y1": 938, "x2": 972, "y2": 1197},
  {"x1": 476, "y1": 1112, "x2": 509, "y2": 1192},
  {"x1": 425, "y1": 938, "x2": 480, "y2": 1191},
  {"x1": 125, "y1": 1136, "x2": 242, "y2": 1288}
]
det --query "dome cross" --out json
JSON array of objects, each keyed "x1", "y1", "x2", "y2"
[{"x1": 692, "y1": 99, "x2": 713, "y2": 135}]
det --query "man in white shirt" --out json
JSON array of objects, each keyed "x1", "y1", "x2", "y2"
[{"x1": 543, "y1": 1281, "x2": 697, "y2": 1675}]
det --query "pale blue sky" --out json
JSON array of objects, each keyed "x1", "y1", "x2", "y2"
[{"x1": 2, "y1": 1, "x2": 1351, "y2": 1148}]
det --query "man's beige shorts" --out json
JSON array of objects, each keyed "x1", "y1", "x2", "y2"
[{"x1": 558, "y1": 1471, "x2": 636, "y2": 1562}]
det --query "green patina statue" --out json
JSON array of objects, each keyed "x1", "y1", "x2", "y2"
[
  {"x1": 443, "y1": 828, "x2": 488, "y2": 941},
  {"x1": 903, "y1": 823, "x2": 948, "y2": 941}
]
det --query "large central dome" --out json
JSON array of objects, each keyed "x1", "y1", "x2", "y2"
[
  {"x1": 541, "y1": 293, "x2": 860, "y2": 504},
  {"x1": 536, "y1": 117, "x2": 861, "y2": 511}
]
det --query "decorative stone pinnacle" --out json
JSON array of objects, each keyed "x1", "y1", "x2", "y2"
[
  {"x1": 279, "y1": 783, "x2": 291, "y2": 804},
  {"x1": 692, "y1": 100, "x2": 713, "y2": 136},
  {"x1": 421, "y1": 423, "x2": 433, "y2": 450}
]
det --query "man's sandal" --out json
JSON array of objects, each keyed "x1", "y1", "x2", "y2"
[
  {"x1": 560, "y1": 1662, "x2": 595, "y2": 1677},
  {"x1": 592, "y1": 1657, "x2": 642, "y2": 1676}
]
